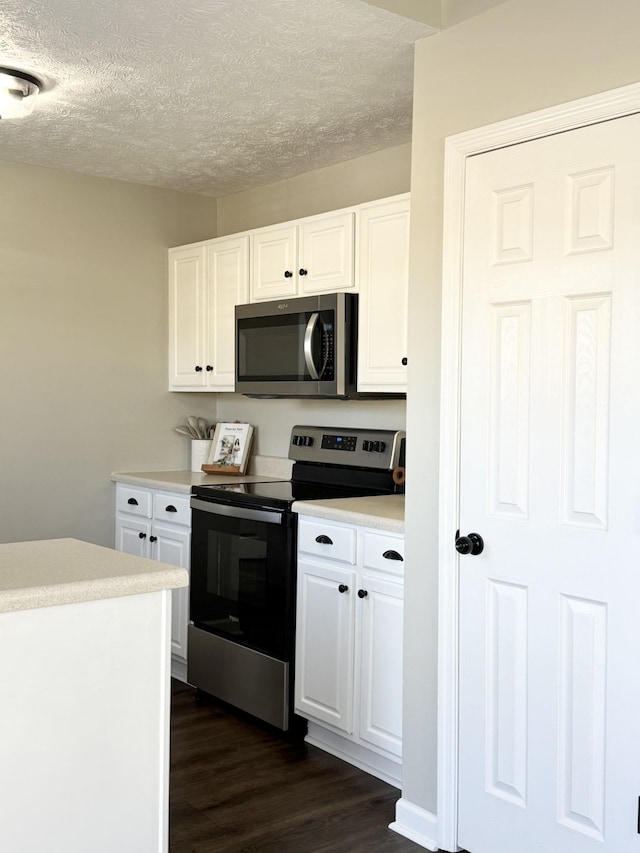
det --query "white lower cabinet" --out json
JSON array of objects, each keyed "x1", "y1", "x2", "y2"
[
  {"x1": 115, "y1": 484, "x2": 191, "y2": 681},
  {"x1": 295, "y1": 516, "x2": 404, "y2": 787}
]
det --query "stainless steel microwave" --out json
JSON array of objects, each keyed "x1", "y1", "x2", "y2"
[{"x1": 235, "y1": 292, "x2": 360, "y2": 398}]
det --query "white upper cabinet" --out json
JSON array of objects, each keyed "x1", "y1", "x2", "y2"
[
  {"x1": 206, "y1": 235, "x2": 249, "y2": 390},
  {"x1": 168, "y1": 243, "x2": 208, "y2": 389},
  {"x1": 299, "y1": 211, "x2": 356, "y2": 294},
  {"x1": 357, "y1": 194, "x2": 410, "y2": 394},
  {"x1": 168, "y1": 195, "x2": 409, "y2": 394},
  {"x1": 168, "y1": 234, "x2": 249, "y2": 392},
  {"x1": 250, "y1": 224, "x2": 298, "y2": 301},
  {"x1": 250, "y1": 210, "x2": 356, "y2": 301}
]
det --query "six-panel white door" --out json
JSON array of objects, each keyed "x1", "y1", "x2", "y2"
[{"x1": 458, "y1": 114, "x2": 640, "y2": 852}]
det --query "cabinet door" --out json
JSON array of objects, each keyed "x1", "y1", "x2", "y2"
[
  {"x1": 152, "y1": 523, "x2": 190, "y2": 662},
  {"x1": 250, "y1": 225, "x2": 298, "y2": 301},
  {"x1": 168, "y1": 244, "x2": 207, "y2": 389},
  {"x1": 300, "y1": 211, "x2": 355, "y2": 294},
  {"x1": 295, "y1": 560, "x2": 356, "y2": 733},
  {"x1": 206, "y1": 235, "x2": 249, "y2": 390},
  {"x1": 358, "y1": 573, "x2": 403, "y2": 757},
  {"x1": 357, "y1": 196, "x2": 410, "y2": 393},
  {"x1": 115, "y1": 515, "x2": 151, "y2": 558}
]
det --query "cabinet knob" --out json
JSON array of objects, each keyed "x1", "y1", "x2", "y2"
[
  {"x1": 206, "y1": 365, "x2": 213, "y2": 372},
  {"x1": 299, "y1": 268, "x2": 308, "y2": 276},
  {"x1": 338, "y1": 584, "x2": 349, "y2": 593},
  {"x1": 382, "y1": 549, "x2": 403, "y2": 562},
  {"x1": 195, "y1": 365, "x2": 203, "y2": 372},
  {"x1": 401, "y1": 357, "x2": 408, "y2": 366},
  {"x1": 315, "y1": 534, "x2": 333, "y2": 545},
  {"x1": 149, "y1": 535, "x2": 157, "y2": 543},
  {"x1": 127, "y1": 497, "x2": 138, "y2": 506},
  {"x1": 284, "y1": 270, "x2": 293, "y2": 278},
  {"x1": 165, "y1": 505, "x2": 177, "y2": 513},
  {"x1": 138, "y1": 532, "x2": 146, "y2": 540},
  {"x1": 357, "y1": 589, "x2": 368, "y2": 599}
]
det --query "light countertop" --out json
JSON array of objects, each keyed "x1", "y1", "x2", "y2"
[
  {"x1": 111, "y1": 469, "x2": 283, "y2": 494},
  {"x1": 111, "y1": 455, "x2": 293, "y2": 494},
  {"x1": 293, "y1": 494, "x2": 404, "y2": 533},
  {"x1": 112, "y1": 461, "x2": 404, "y2": 531},
  {"x1": 0, "y1": 538, "x2": 188, "y2": 614}
]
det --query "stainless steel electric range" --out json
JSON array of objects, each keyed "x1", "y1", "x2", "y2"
[{"x1": 187, "y1": 424, "x2": 405, "y2": 731}]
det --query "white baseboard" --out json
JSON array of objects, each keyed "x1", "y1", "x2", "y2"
[
  {"x1": 389, "y1": 798, "x2": 439, "y2": 851},
  {"x1": 305, "y1": 722, "x2": 401, "y2": 788},
  {"x1": 171, "y1": 657, "x2": 187, "y2": 683}
]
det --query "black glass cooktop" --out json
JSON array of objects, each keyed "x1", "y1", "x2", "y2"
[{"x1": 191, "y1": 478, "x2": 389, "y2": 511}]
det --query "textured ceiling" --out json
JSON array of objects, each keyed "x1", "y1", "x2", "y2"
[{"x1": 0, "y1": 0, "x2": 433, "y2": 197}]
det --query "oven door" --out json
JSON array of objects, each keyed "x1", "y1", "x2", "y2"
[{"x1": 189, "y1": 498, "x2": 296, "y2": 661}]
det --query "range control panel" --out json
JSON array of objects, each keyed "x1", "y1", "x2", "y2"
[{"x1": 289, "y1": 425, "x2": 405, "y2": 470}]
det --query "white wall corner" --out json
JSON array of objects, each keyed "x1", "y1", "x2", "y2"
[{"x1": 389, "y1": 798, "x2": 439, "y2": 851}]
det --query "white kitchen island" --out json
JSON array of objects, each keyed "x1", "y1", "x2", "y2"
[{"x1": 0, "y1": 538, "x2": 188, "y2": 853}]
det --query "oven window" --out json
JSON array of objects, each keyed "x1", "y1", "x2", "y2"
[{"x1": 190, "y1": 508, "x2": 296, "y2": 660}]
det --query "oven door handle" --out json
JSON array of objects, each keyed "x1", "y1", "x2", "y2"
[{"x1": 191, "y1": 497, "x2": 284, "y2": 525}]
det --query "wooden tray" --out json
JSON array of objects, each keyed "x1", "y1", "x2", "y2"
[{"x1": 201, "y1": 464, "x2": 243, "y2": 475}]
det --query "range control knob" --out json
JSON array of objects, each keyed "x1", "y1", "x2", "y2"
[
  {"x1": 293, "y1": 434, "x2": 314, "y2": 447},
  {"x1": 362, "y1": 440, "x2": 374, "y2": 452},
  {"x1": 374, "y1": 441, "x2": 386, "y2": 453}
]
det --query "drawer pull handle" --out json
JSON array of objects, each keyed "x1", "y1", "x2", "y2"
[
  {"x1": 357, "y1": 589, "x2": 368, "y2": 599},
  {"x1": 138, "y1": 532, "x2": 146, "y2": 540},
  {"x1": 338, "y1": 584, "x2": 349, "y2": 593},
  {"x1": 383, "y1": 549, "x2": 403, "y2": 561},
  {"x1": 315, "y1": 534, "x2": 333, "y2": 545},
  {"x1": 127, "y1": 498, "x2": 139, "y2": 506},
  {"x1": 165, "y1": 505, "x2": 177, "y2": 513}
]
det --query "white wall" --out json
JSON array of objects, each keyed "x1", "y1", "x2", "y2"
[
  {"x1": 0, "y1": 161, "x2": 217, "y2": 546},
  {"x1": 404, "y1": 0, "x2": 640, "y2": 822},
  {"x1": 216, "y1": 143, "x2": 411, "y2": 235}
]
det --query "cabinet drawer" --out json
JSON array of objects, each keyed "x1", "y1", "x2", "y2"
[
  {"x1": 153, "y1": 493, "x2": 191, "y2": 526},
  {"x1": 116, "y1": 485, "x2": 152, "y2": 518},
  {"x1": 363, "y1": 532, "x2": 405, "y2": 576},
  {"x1": 298, "y1": 519, "x2": 356, "y2": 564}
]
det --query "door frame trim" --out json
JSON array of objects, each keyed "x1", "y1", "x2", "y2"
[{"x1": 437, "y1": 80, "x2": 640, "y2": 852}]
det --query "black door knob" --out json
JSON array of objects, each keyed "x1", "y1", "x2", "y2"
[
  {"x1": 357, "y1": 589, "x2": 368, "y2": 599},
  {"x1": 284, "y1": 270, "x2": 293, "y2": 278},
  {"x1": 299, "y1": 268, "x2": 308, "y2": 276},
  {"x1": 338, "y1": 584, "x2": 349, "y2": 593},
  {"x1": 149, "y1": 535, "x2": 157, "y2": 543},
  {"x1": 401, "y1": 357, "x2": 408, "y2": 366},
  {"x1": 138, "y1": 532, "x2": 146, "y2": 540},
  {"x1": 195, "y1": 365, "x2": 203, "y2": 372},
  {"x1": 206, "y1": 365, "x2": 213, "y2": 371},
  {"x1": 455, "y1": 531, "x2": 484, "y2": 556}
]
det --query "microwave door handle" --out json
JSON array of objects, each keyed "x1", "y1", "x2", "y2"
[{"x1": 303, "y1": 312, "x2": 321, "y2": 379}]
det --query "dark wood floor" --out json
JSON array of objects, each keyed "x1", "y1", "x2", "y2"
[{"x1": 169, "y1": 680, "x2": 424, "y2": 853}]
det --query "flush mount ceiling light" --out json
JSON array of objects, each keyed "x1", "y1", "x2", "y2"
[{"x1": 0, "y1": 67, "x2": 42, "y2": 119}]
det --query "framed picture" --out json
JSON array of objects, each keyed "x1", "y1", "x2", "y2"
[{"x1": 206, "y1": 422, "x2": 254, "y2": 473}]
